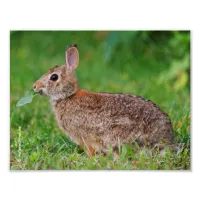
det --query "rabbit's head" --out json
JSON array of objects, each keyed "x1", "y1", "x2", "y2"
[{"x1": 33, "y1": 44, "x2": 79, "y2": 101}]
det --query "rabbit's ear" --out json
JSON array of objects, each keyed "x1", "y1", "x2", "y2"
[{"x1": 65, "y1": 46, "x2": 79, "y2": 71}]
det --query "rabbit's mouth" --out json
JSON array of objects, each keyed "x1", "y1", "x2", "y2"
[
  {"x1": 39, "y1": 90, "x2": 44, "y2": 95},
  {"x1": 39, "y1": 89, "x2": 48, "y2": 96}
]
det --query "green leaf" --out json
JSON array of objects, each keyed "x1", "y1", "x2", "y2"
[
  {"x1": 121, "y1": 146, "x2": 127, "y2": 159},
  {"x1": 174, "y1": 71, "x2": 188, "y2": 90},
  {"x1": 25, "y1": 90, "x2": 32, "y2": 96},
  {"x1": 16, "y1": 95, "x2": 34, "y2": 107},
  {"x1": 16, "y1": 89, "x2": 38, "y2": 107},
  {"x1": 104, "y1": 31, "x2": 138, "y2": 62},
  {"x1": 158, "y1": 53, "x2": 190, "y2": 91}
]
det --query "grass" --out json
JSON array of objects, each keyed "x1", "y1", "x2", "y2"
[{"x1": 10, "y1": 31, "x2": 190, "y2": 170}]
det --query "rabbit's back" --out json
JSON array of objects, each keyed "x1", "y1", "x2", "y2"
[{"x1": 53, "y1": 90, "x2": 174, "y2": 152}]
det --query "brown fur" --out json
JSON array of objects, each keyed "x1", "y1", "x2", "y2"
[{"x1": 33, "y1": 44, "x2": 174, "y2": 156}]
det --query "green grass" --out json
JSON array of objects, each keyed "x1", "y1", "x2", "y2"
[{"x1": 10, "y1": 31, "x2": 190, "y2": 170}]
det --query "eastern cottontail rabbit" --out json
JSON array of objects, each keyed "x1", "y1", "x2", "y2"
[{"x1": 33, "y1": 44, "x2": 174, "y2": 156}]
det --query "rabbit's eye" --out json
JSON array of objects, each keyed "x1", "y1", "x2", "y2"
[{"x1": 50, "y1": 74, "x2": 58, "y2": 81}]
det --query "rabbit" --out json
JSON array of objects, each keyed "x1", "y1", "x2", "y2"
[{"x1": 33, "y1": 44, "x2": 175, "y2": 157}]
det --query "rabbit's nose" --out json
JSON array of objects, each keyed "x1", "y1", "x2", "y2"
[
  {"x1": 33, "y1": 83, "x2": 38, "y2": 92},
  {"x1": 33, "y1": 81, "x2": 43, "y2": 92}
]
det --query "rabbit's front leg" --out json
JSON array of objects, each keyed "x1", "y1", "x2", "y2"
[
  {"x1": 80, "y1": 136, "x2": 95, "y2": 157},
  {"x1": 86, "y1": 146, "x2": 95, "y2": 157}
]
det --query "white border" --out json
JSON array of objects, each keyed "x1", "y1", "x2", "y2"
[{"x1": 1, "y1": 0, "x2": 200, "y2": 199}]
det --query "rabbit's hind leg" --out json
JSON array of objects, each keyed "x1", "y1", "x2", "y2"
[{"x1": 151, "y1": 143, "x2": 184, "y2": 155}]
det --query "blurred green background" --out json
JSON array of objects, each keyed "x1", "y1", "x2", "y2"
[{"x1": 10, "y1": 31, "x2": 190, "y2": 170}]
